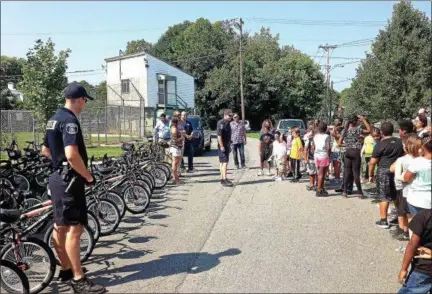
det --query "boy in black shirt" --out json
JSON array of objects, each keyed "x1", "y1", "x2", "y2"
[
  {"x1": 398, "y1": 209, "x2": 432, "y2": 293},
  {"x1": 369, "y1": 122, "x2": 404, "y2": 229},
  {"x1": 258, "y1": 126, "x2": 274, "y2": 176}
]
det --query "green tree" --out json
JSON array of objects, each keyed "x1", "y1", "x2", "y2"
[
  {"x1": 0, "y1": 56, "x2": 26, "y2": 91},
  {"x1": 19, "y1": 38, "x2": 71, "y2": 127},
  {"x1": 125, "y1": 39, "x2": 153, "y2": 55},
  {"x1": 345, "y1": 2, "x2": 431, "y2": 121}
]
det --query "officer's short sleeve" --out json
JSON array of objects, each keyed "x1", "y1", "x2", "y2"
[{"x1": 62, "y1": 118, "x2": 80, "y2": 147}]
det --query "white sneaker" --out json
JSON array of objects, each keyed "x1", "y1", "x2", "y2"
[
  {"x1": 257, "y1": 170, "x2": 264, "y2": 176},
  {"x1": 275, "y1": 176, "x2": 282, "y2": 182}
]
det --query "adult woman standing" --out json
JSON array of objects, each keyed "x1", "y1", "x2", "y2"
[
  {"x1": 260, "y1": 119, "x2": 274, "y2": 135},
  {"x1": 169, "y1": 117, "x2": 185, "y2": 185},
  {"x1": 339, "y1": 114, "x2": 372, "y2": 198}
]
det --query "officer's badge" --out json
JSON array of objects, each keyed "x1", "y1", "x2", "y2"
[
  {"x1": 46, "y1": 120, "x2": 57, "y2": 130},
  {"x1": 66, "y1": 123, "x2": 78, "y2": 135}
]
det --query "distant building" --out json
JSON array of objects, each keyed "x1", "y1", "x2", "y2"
[
  {"x1": 7, "y1": 82, "x2": 24, "y2": 101},
  {"x1": 104, "y1": 52, "x2": 195, "y2": 118}
]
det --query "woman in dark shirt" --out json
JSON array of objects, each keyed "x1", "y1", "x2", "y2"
[{"x1": 339, "y1": 114, "x2": 372, "y2": 198}]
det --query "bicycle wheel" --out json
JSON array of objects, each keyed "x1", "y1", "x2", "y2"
[
  {"x1": 137, "y1": 172, "x2": 154, "y2": 190},
  {"x1": 99, "y1": 191, "x2": 126, "y2": 219},
  {"x1": 123, "y1": 184, "x2": 151, "y2": 214},
  {"x1": 88, "y1": 199, "x2": 121, "y2": 236},
  {"x1": 22, "y1": 198, "x2": 42, "y2": 211},
  {"x1": 44, "y1": 223, "x2": 95, "y2": 265},
  {"x1": 156, "y1": 163, "x2": 171, "y2": 181},
  {"x1": 140, "y1": 170, "x2": 155, "y2": 190},
  {"x1": 0, "y1": 237, "x2": 56, "y2": 294},
  {"x1": 11, "y1": 174, "x2": 30, "y2": 192},
  {"x1": 150, "y1": 166, "x2": 168, "y2": 189},
  {"x1": 87, "y1": 210, "x2": 101, "y2": 243},
  {"x1": 0, "y1": 259, "x2": 30, "y2": 294}
]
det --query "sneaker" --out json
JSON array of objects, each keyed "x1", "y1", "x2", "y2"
[
  {"x1": 241, "y1": 165, "x2": 247, "y2": 170},
  {"x1": 335, "y1": 188, "x2": 343, "y2": 193},
  {"x1": 224, "y1": 179, "x2": 234, "y2": 187},
  {"x1": 306, "y1": 184, "x2": 314, "y2": 191},
  {"x1": 187, "y1": 169, "x2": 194, "y2": 173},
  {"x1": 389, "y1": 218, "x2": 399, "y2": 226},
  {"x1": 58, "y1": 268, "x2": 88, "y2": 282},
  {"x1": 390, "y1": 227, "x2": 404, "y2": 237},
  {"x1": 71, "y1": 276, "x2": 105, "y2": 294},
  {"x1": 376, "y1": 220, "x2": 390, "y2": 229},
  {"x1": 257, "y1": 170, "x2": 264, "y2": 176},
  {"x1": 274, "y1": 176, "x2": 282, "y2": 182},
  {"x1": 395, "y1": 231, "x2": 410, "y2": 241},
  {"x1": 315, "y1": 190, "x2": 328, "y2": 197},
  {"x1": 235, "y1": 164, "x2": 240, "y2": 169}
]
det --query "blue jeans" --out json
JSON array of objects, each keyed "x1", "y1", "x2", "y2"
[
  {"x1": 232, "y1": 143, "x2": 245, "y2": 167},
  {"x1": 184, "y1": 143, "x2": 194, "y2": 170},
  {"x1": 408, "y1": 204, "x2": 425, "y2": 216},
  {"x1": 398, "y1": 270, "x2": 432, "y2": 294}
]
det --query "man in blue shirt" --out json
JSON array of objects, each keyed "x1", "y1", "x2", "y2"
[
  {"x1": 153, "y1": 113, "x2": 170, "y2": 146},
  {"x1": 181, "y1": 111, "x2": 195, "y2": 172},
  {"x1": 41, "y1": 82, "x2": 105, "y2": 293}
]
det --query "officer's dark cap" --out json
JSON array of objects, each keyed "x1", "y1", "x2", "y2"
[{"x1": 65, "y1": 82, "x2": 94, "y2": 100}]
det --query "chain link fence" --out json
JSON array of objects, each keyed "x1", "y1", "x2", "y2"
[
  {"x1": 0, "y1": 110, "x2": 42, "y2": 151},
  {"x1": 1, "y1": 80, "x2": 157, "y2": 150}
]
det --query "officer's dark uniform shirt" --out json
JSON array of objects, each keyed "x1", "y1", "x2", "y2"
[
  {"x1": 184, "y1": 120, "x2": 194, "y2": 142},
  {"x1": 217, "y1": 119, "x2": 232, "y2": 147},
  {"x1": 44, "y1": 107, "x2": 88, "y2": 169}
]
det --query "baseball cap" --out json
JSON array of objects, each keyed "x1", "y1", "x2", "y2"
[{"x1": 65, "y1": 82, "x2": 94, "y2": 100}]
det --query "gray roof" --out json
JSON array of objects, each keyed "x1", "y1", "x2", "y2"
[{"x1": 104, "y1": 52, "x2": 194, "y2": 78}]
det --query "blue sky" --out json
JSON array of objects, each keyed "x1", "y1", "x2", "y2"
[{"x1": 1, "y1": 1, "x2": 430, "y2": 92}]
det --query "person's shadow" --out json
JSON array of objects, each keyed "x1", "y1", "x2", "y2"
[{"x1": 91, "y1": 248, "x2": 241, "y2": 287}]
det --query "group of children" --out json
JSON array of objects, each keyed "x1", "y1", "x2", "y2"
[{"x1": 257, "y1": 116, "x2": 431, "y2": 292}]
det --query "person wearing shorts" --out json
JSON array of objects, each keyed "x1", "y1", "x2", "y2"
[
  {"x1": 369, "y1": 122, "x2": 404, "y2": 229},
  {"x1": 313, "y1": 122, "x2": 331, "y2": 197},
  {"x1": 217, "y1": 109, "x2": 233, "y2": 187},
  {"x1": 41, "y1": 82, "x2": 105, "y2": 293},
  {"x1": 169, "y1": 117, "x2": 185, "y2": 185},
  {"x1": 304, "y1": 131, "x2": 317, "y2": 191}
]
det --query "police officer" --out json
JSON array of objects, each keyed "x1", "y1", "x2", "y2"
[{"x1": 41, "y1": 82, "x2": 105, "y2": 294}]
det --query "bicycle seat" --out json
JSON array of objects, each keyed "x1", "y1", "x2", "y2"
[
  {"x1": 0, "y1": 208, "x2": 21, "y2": 224},
  {"x1": 94, "y1": 165, "x2": 114, "y2": 174},
  {"x1": 121, "y1": 142, "x2": 135, "y2": 151}
]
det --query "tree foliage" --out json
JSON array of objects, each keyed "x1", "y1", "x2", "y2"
[
  {"x1": 18, "y1": 38, "x2": 71, "y2": 127},
  {"x1": 125, "y1": 19, "x2": 327, "y2": 127},
  {"x1": 0, "y1": 56, "x2": 26, "y2": 91},
  {"x1": 343, "y1": 2, "x2": 431, "y2": 121},
  {"x1": 125, "y1": 39, "x2": 153, "y2": 55}
]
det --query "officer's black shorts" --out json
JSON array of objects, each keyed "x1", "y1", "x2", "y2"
[
  {"x1": 218, "y1": 145, "x2": 231, "y2": 163},
  {"x1": 48, "y1": 171, "x2": 88, "y2": 226}
]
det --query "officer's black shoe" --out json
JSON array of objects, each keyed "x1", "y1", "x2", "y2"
[
  {"x1": 58, "y1": 267, "x2": 88, "y2": 282},
  {"x1": 71, "y1": 276, "x2": 105, "y2": 294}
]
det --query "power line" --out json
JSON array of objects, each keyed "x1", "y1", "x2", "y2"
[
  {"x1": 245, "y1": 17, "x2": 387, "y2": 27},
  {"x1": 2, "y1": 27, "x2": 166, "y2": 36},
  {"x1": 333, "y1": 78, "x2": 353, "y2": 84}
]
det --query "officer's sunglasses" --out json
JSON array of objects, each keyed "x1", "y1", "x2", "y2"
[{"x1": 83, "y1": 98, "x2": 88, "y2": 103}]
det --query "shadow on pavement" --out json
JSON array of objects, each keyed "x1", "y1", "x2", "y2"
[{"x1": 92, "y1": 248, "x2": 242, "y2": 287}]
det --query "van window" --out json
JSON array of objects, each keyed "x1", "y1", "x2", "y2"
[{"x1": 278, "y1": 120, "x2": 305, "y2": 129}]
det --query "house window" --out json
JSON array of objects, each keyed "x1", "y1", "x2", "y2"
[{"x1": 121, "y1": 79, "x2": 130, "y2": 94}]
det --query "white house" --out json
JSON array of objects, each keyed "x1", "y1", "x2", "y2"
[
  {"x1": 104, "y1": 52, "x2": 195, "y2": 118},
  {"x1": 7, "y1": 82, "x2": 24, "y2": 101}
]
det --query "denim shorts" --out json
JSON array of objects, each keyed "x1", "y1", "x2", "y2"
[
  {"x1": 398, "y1": 270, "x2": 432, "y2": 294},
  {"x1": 408, "y1": 203, "x2": 425, "y2": 216}
]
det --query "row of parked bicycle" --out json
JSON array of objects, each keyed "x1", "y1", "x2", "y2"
[{"x1": 0, "y1": 139, "x2": 171, "y2": 294}]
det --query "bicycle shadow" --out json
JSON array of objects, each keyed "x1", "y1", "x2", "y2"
[{"x1": 90, "y1": 248, "x2": 242, "y2": 287}]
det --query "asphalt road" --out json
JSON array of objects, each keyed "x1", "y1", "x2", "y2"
[{"x1": 48, "y1": 138, "x2": 404, "y2": 293}]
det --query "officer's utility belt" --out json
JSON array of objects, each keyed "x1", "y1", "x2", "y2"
[{"x1": 56, "y1": 163, "x2": 78, "y2": 183}]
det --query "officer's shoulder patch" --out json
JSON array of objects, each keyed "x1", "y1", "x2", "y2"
[
  {"x1": 46, "y1": 120, "x2": 57, "y2": 130},
  {"x1": 65, "y1": 123, "x2": 79, "y2": 135}
]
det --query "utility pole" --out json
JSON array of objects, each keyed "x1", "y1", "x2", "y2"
[
  {"x1": 319, "y1": 43, "x2": 337, "y2": 123},
  {"x1": 233, "y1": 18, "x2": 245, "y2": 121}
]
